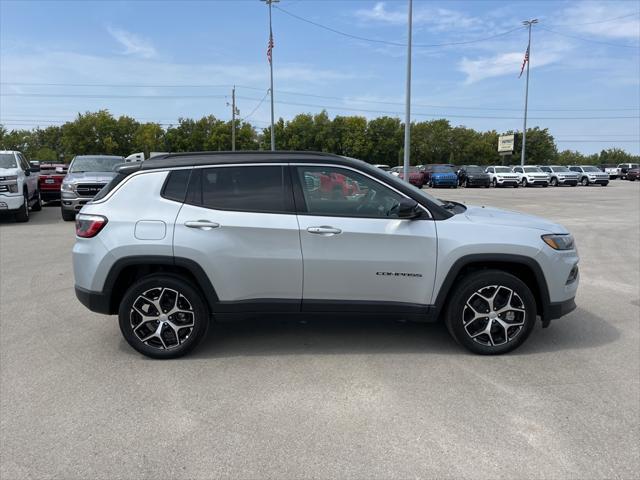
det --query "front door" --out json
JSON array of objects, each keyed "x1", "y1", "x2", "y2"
[{"x1": 293, "y1": 165, "x2": 438, "y2": 310}]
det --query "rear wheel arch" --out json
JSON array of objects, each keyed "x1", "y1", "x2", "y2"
[
  {"x1": 104, "y1": 256, "x2": 219, "y2": 315},
  {"x1": 434, "y1": 254, "x2": 550, "y2": 323}
]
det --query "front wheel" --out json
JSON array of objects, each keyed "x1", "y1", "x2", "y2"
[
  {"x1": 445, "y1": 270, "x2": 537, "y2": 355},
  {"x1": 521, "y1": 178, "x2": 528, "y2": 187},
  {"x1": 492, "y1": 179, "x2": 497, "y2": 188},
  {"x1": 550, "y1": 177, "x2": 558, "y2": 187},
  {"x1": 542, "y1": 182, "x2": 548, "y2": 188},
  {"x1": 581, "y1": 177, "x2": 589, "y2": 186},
  {"x1": 118, "y1": 275, "x2": 210, "y2": 359},
  {"x1": 14, "y1": 191, "x2": 29, "y2": 222},
  {"x1": 31, "y1": 189, "x2": 42, "y2": 211},
  {"x1": 602, "y1": 182, "x2": 609, "y2": 187},
  {"x1": 61, "y1": 208, "x2": 76, "y2": 221}
]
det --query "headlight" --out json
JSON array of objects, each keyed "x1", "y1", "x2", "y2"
[
  {"x1": 61, "y1": 183, "x2": 75, "y2": 192},
  {"x1": 0, "y1": 175, "x2": 19, "y2": 193},
  {"x1": 542, "y1": 234, "x2": 575, "y2": 250}
]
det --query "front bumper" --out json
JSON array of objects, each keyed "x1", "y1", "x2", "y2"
[
  {"x1": 495, "y1": 178, "x2": 519, "y2": 186},
  {"x1": 525, "y1": 178, "x2": 549, "y2": 185},
  {"x1": 547, "y1": 297, "x2": 577, "y2": 321},
  {"x1": 0, "y1": 193, "x2": 25, "y2": 212},
  {"x1": 466, "y1": 178, "x2": 491, "y2": 186},
  {"x1": 61, "y1": 194, "x2": 93, "y2": 212},
  {"x1": 557, "y1": 177, "x2": 578, "y2": 185},
  {"x1": 588, "y1": 178, "x2": 609, "y2": 185},
  {"x1": 431, "y1": 177, "x2": 458, "y2": 187}
]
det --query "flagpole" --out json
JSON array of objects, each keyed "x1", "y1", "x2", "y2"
[
  {"x1": 521, "y1": 19, "x2": 537, "y2": 166},
  {"x1": 263, "y1": 0, "x2": 278, "y2": 151},
  {"x1": 402, "y1": 0, "x2": 413, "y2": 183}
]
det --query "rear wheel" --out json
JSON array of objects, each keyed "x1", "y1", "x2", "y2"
[
  {"x1": 118, "y1": 275, "x2": 209, "y2": 359},
  {"x1": 445, "y1": 270, "x2": 537, "y2": 355}
]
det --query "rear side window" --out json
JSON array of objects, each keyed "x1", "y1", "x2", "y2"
[
  {"x1": 162, "y1": 169, "x2": 191, "y2": 202},
  {"x1": 185, "y1": 165, "x2": 292, "y2": 213}
]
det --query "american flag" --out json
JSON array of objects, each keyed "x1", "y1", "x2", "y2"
[
  {"x1": 519, "y1": 45, "x2": 529, "y2": 78},
  {"x1": 267, "y1": 32, "x2": 274, "y2": 64}
]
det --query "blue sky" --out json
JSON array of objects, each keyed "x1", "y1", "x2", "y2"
[{"x1": 1, "y1": 0, "x2": 639, "y2": 154}]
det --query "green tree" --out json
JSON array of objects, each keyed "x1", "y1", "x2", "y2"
[{"x1": 366, "y1": 116, "x2": 402, "y2": 165}]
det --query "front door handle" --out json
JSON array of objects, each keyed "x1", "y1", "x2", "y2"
[
  {"x1": 307, "y1": 226, "x2": 342, "y2": 235},
  {"x1": 184, "y1": 220, "x2": 220, "y2": 230}
]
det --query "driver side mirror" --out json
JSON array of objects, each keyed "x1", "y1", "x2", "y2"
[{"x1": 397, "y1": 198, "x2": 422, "y2": 219}]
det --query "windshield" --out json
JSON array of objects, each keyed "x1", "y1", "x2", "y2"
[
  {"x1": 70, "y1": 156, "x2": 124, "y2": 173},
  {"x1": 495, "y1": 167, "x2": 511, "y2": 173},
  {"x1": 551, "y1": 166, "x2": 569, "y2": 172},
  {"x1": 0, "y1": 153, "x2": 18, "y2": 169},
  {"x1": 583, "y1": 166, "x2": 600, "y2": 172},
  {"x1": 465, "y1": 166, "x2": 484, "y2": 173},
  {"x1": 431, "y1": 166, "x2": 454, "y2": 173},
  {"x1": 523, "y1": 167, "x2": 541, "y2": 173}
]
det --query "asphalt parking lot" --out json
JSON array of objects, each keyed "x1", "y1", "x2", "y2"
[{"x1": 1, "y1": 181, "x2": 639, "y2": 479}]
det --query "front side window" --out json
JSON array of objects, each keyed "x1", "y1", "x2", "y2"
[
  {"x1": 186, "y1": 165, "x2": 291, "y2": 214},
  {"x1": 296, "y1": 166, "x2": 404, "y2": 219}
]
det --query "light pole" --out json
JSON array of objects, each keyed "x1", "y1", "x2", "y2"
[
  {"x1": 521, "y1": 18, "x2": 537, "y2": 166},
  {"x1": 262, "y1": 0, "x2": 278, "y2": 151},
  {"x1": 402, "y1": 0, "x2": 413, "y2": 183},
  {"x1": 227, "y1": 86, "x2": 239, "y2": 151}
]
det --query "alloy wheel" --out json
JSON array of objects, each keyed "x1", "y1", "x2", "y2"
[
  {"x1": 462, "y1": 285, "x2": 526, "y2": 347},
  {"x1": 129, "y1": 287, "x2": 195, "y2": 350}
]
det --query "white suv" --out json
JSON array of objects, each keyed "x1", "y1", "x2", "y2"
[
  {"x1": 0, "y1": 150, "x2": 42, "y2": 222},
  {"x1": 72, "y1": 152, "x2": 579, "y2": 358},
  {"x1": 485, "y1": 166, "x2": 520, "y2": 188},
  {"x1": 511, "y1": 166, "x2": 550, "y2": 187}
]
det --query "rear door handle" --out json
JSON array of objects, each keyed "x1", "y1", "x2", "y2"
[
  {"x1": 184, "y1": 220, "x2": 220, "y2": 230},
  {"x1": 307, "y1": 226, "x2": 342, "y2": 235}
]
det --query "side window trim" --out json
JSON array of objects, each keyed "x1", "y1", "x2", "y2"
[
  {"x1": 291, "y1": 163, "x2": 431, "y2": 219},
  {"x1": 184, "y1": 163, "x2": 296, "y2": 215}
]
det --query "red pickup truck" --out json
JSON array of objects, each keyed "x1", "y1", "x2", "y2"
[{"x1": 38, "y1": 163, "x2": 67, "y2": 202}]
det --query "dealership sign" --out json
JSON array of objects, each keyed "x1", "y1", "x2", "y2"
[{"x1": 498, "y1": 134, "x2": 515, "y2": 153}]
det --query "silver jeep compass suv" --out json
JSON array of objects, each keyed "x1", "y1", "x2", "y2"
[{"x1": 73, "y1": 152, "x2": 579, "y2": 358}]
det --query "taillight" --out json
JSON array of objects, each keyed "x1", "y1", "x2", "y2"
[{"x1": 76, "y1": 214, "x2": 108, "y2": 238}]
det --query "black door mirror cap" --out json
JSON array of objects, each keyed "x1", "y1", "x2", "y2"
[{"x1": 397, "y1": 198, "x2": 422, "y2": 219}]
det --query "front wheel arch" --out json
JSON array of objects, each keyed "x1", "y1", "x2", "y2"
[{"x1": 433, "y1": 255, "x2": 550, "y2": 324}]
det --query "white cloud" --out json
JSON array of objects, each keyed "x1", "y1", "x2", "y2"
[
  {"x1": 355, "y1": 1, "x2": 484, "y2": 32},
  {"x1": 561, "y1": 2, "x2": 640, "y2": 40},
  {"x1": 458, "y1": 49, "x2": 562, "y2": 84},
  {"x1": 107, "y1": 26, "x2": 157, "y2": 59}
]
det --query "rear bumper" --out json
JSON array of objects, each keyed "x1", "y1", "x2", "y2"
[
  {"x1": 75, "y1": 286, "x2": 112, "y2": 315},
  {"x1": 41, "y1": 190, "x2": 61, "y2": 201}
]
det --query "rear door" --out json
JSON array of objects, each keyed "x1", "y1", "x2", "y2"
[
  {"x1": 173, "y1": 164, "x2": 303, "y2": 309},
  {"x1": 293, "y1": 164, "x2": 437, "y2": 311}
]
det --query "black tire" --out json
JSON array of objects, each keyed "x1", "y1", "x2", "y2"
[
  {"x1": 492, "y1": 178, "x2": 497, "y2": 188},
  {"x1": 514, "y1": 183, "x2": 519, "y2": 188},
  {"x1": 14, "y1": 191, "x2": 29, "y2": 222},
  {"x1": 462, "y1": 179, "x2": 468, "y2": 188},
  {"x1": 428, "y1": 181, "x2": 434, "y2": 188},
  {"x1": 542, "y1": 182, "x2": 548, "y2": 188},
  {"x1": 550, "y1": 177, "x2": 558, "y2": 187},
  {"x1": 118, "y1": 274, "x2": 210, "y2": 359},
  {"x1": 581, "y1": 177, "x2": 589, "y2": 186},
  {"x1": 521, "y1": 178, "x2": 528, "y2": 187},
  {"x1": 31, "y1": 189, "x2": 42, "y2": 211},
  {"x1": 61, "y1": 208, "x2": 76, "y2": 221},
  {"x1": 602, "y1": 182, "x2": 609, "y2": 187},
  {"x1": 630, "y1": 177, "x2": 636, "y2": 182},
  {"x1": 445, "y1": 270, "x2": 537, "y2": 355},
  {"x1": 484, "y1": 184, "x2": 490, "y2": 188}
]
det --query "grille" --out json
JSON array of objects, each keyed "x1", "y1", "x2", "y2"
[
  {"x1": 76, "y1": 183, "x2": 107, "y2": 197},
  {"x1": 0, "y1": 185, "x2": 8, "y2": 192}
]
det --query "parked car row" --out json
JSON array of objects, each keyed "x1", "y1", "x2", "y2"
[{"x1": 381, "y1": 163, "x2": 639, "y2": 188}]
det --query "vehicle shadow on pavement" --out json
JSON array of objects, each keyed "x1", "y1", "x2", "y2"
[
  {"x1": 192, "y1": 317, "x2": 459, "y2": 358},
  {"x1": 186, "y1": 307, "x2": 619, "y2": 358}
]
